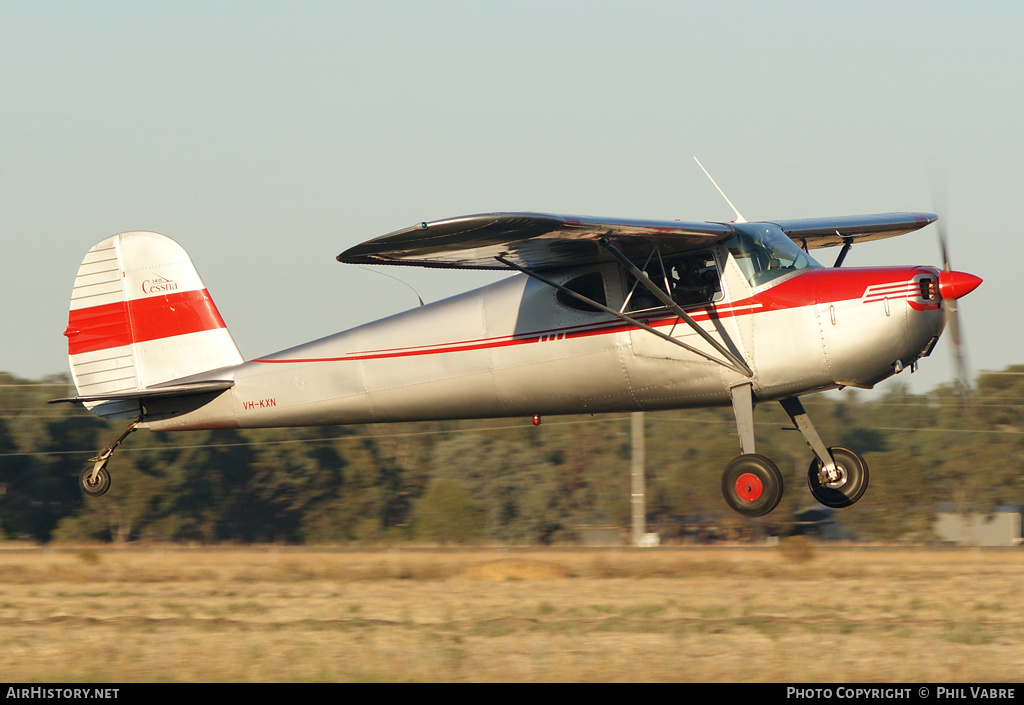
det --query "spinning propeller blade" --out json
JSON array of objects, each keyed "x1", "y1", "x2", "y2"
[{"x1": 934, "y1": 211, "x2": 982, "y2": 402}]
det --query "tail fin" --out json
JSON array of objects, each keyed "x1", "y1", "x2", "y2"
[{"x1": 63, "y1": 231, "x2": 243, "y2": 419}]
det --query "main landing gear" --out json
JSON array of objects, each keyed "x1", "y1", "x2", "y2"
[
  {"x1": 79, "y1": 422, "x2": 137, "y2": 497},
  {"x1": 722, "y1": 454, "x2": 784, "y2": 517},
  {"x1": 806, "y1": 446, "x2": 869, "y2": 508},
  {"x1": 722, "y1": 385, "x2": 869, "y2": 517}
]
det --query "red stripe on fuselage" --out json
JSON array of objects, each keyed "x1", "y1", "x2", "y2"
[{"x1": 66, "y1": 289, "x2": 228, "y2": 355}]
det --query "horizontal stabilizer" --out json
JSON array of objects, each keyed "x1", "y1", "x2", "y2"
[{"x1": 49, "y1": 379, "x2": 234, "y2": 405}]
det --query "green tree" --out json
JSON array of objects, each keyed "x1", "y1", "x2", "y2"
[
  {"x1": 300, "y1": 438, "x2": 386, "y2": 543},
  {"x1": 430, "y1": 433, "x2": 561, "y2": 543},
  {"x1": 840, "y1": 451, "x2": 936, "y2": 541},
  {"x1": 413, "y1": 478, "x2": 483, "y2": 543}
]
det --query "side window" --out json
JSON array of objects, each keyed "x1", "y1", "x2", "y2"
[
  {"x1": 666, "y1": 253, "x2": 722, "y2": 305},
  {"x1": 625, "y1": 251, "x2": 721, "y2": 311},
  {"x1": 556, "y1": 271, "x2": 606, "y2": 312}
]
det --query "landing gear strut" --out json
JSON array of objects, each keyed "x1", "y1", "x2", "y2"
[
  {"x1": 722, "y1": 386, "x2": 870, "y2": 516},
  {"x1": 79, "y1": 422, "x2": 137, "y2": 497}
]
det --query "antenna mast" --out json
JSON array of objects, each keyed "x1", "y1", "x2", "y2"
[{"x1": 694, "y1": 157, "x2": 746, "y2": 223}]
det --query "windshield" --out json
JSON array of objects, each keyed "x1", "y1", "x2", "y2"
[{"x1": 725, "y1": 223, "x2": 821, "y2": 287}]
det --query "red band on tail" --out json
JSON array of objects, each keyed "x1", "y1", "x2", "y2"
[{"x1": 66, "y1": 289, "x2": 228, "y2": 355}]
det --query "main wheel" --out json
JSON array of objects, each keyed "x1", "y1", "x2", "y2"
[
  {"x1": 80, "y1": 465, "x2": 111, "y2": 497},
  {"x1": 807, "y1": 446, "x2": 868, "y2": 508},
  {"x1": 722, "y1": 454, "x2": 784, "y2": 517}
]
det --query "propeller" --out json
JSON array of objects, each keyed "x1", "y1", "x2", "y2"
[{"x1": 934, "y1": 214, "x2": 982, "y2": 402}]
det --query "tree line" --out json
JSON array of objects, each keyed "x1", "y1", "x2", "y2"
[{"x1": 0, "y1": 367, "x2": 1021, "y2": 544}]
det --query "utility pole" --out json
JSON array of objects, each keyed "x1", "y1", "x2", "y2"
[{"x1": 631, "y1": 411, "x2": 646, "y2": 546}]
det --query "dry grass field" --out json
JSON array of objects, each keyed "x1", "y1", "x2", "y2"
[{"x1": 0, "y1": 543, "x2": 1022, "y2": 682}]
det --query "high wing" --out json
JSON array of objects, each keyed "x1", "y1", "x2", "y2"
[
  {"x1": 337, "y1": 212, "x2": 735, "y2": 270},
  {"x1": 338, "y1": 211, "x2": 937, "y2": 271},
  {"x1": 768, "y1": 212, "x2": 937, "y2": 249}
]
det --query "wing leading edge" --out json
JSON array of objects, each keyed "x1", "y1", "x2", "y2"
[
  {"x1": 338, "y1": 211, "x2": 937, "y2": 271},
  {"x1": 338, "y1": 213, "x2": 735, "y2": 270}
]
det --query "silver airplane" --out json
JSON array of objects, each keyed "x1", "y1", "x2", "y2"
[{"x1": 54, "y1": 205, "x2": 981, "y2": 516}]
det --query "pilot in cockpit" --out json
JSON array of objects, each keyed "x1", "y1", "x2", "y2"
[{"x1": 669, "y1": 255, "x2": 718, "y2": 305}]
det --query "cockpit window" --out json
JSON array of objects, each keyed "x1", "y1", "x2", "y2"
[
  {"x1": 625, "y1": 251, "x2": 722, "y2": 311},
  {"x1": 557, "y1": 271, "x2": 607, "y2": 312},
  {"x1": 725, "y1": 223, "x2": 821, "y2": 287}
]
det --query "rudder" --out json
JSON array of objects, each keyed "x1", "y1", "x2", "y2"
[{"x1": 64, "y1": 231, "x2": 243, "y2": 419}]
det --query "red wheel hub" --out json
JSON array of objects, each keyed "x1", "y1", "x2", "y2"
[{"x1": 735, "y1": 473, "x2": 763, "y2": 501}]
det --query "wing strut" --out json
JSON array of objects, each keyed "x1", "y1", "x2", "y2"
[
  {"x1": 495, "y1": 255, "x2": 751, "y2": 377},
  {"x1": 832, "y1": 233, "x2": 854, "y2": 268},
  {"x1": 597, "y1": 239, "x2": 753, "y2": 377}
]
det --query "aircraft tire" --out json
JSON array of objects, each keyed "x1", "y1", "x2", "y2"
[
  {"x1": 80, "y1": 465, "x2": 111, "y2": 497},
  {"x1": 722, "y1": 454, "x2": 783, "y2": 517},
  {"x1": 807, "y1": 446, "x2": 869, "y2": 508}
]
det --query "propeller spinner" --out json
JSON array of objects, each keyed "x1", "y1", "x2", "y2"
[{"x1": 937, "y1": 269, "x2": 981, "y2": 301}]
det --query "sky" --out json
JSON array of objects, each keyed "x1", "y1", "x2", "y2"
[{"x1": 2, "y1": 1, "x2": 1021, "y2": 400}]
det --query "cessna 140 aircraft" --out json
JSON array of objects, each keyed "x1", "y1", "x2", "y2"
[{"x1": 54, "y1": 191, "x2": 981, "y2": 517}]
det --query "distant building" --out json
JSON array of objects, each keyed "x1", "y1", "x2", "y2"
[
  {"x1": 791, "y1": 507, "x2": 855, "y2": 542},
  {"x1": 637, "y1": 532, "x2": 660, "y2": 547},
  {"x1": 934, "y1": 509, "x2": 1022, "y2": 546},
  {"x1": 575, "y1": 526, "x2": 625, "y2": 547}
]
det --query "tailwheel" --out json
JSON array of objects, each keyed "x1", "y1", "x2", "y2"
[
  {"x1": 807, "y1": 446, "x2": 869, "y2": 508},
  {"x1": 80, "y1": 464, "x2": 111, "y2": 497},
  {"x1": 722, "y1": 454, "x2": 783, "y2": 517},
  {"x1": 77, "y1": 421, "x2": 136, "y2": 498}
]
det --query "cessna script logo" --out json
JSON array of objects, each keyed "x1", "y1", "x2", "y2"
[{"x1": 142, "y1": 274, "x2": 179, "y2": 294}]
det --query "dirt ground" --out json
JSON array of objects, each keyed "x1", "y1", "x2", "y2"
[{"x1": 0, "y1": 544, "x2": 1021, "y2": 682}]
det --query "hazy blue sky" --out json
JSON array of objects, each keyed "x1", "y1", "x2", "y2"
[{"x1": 3, "y1": 1, "x2": 1020, "y2": 399}]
